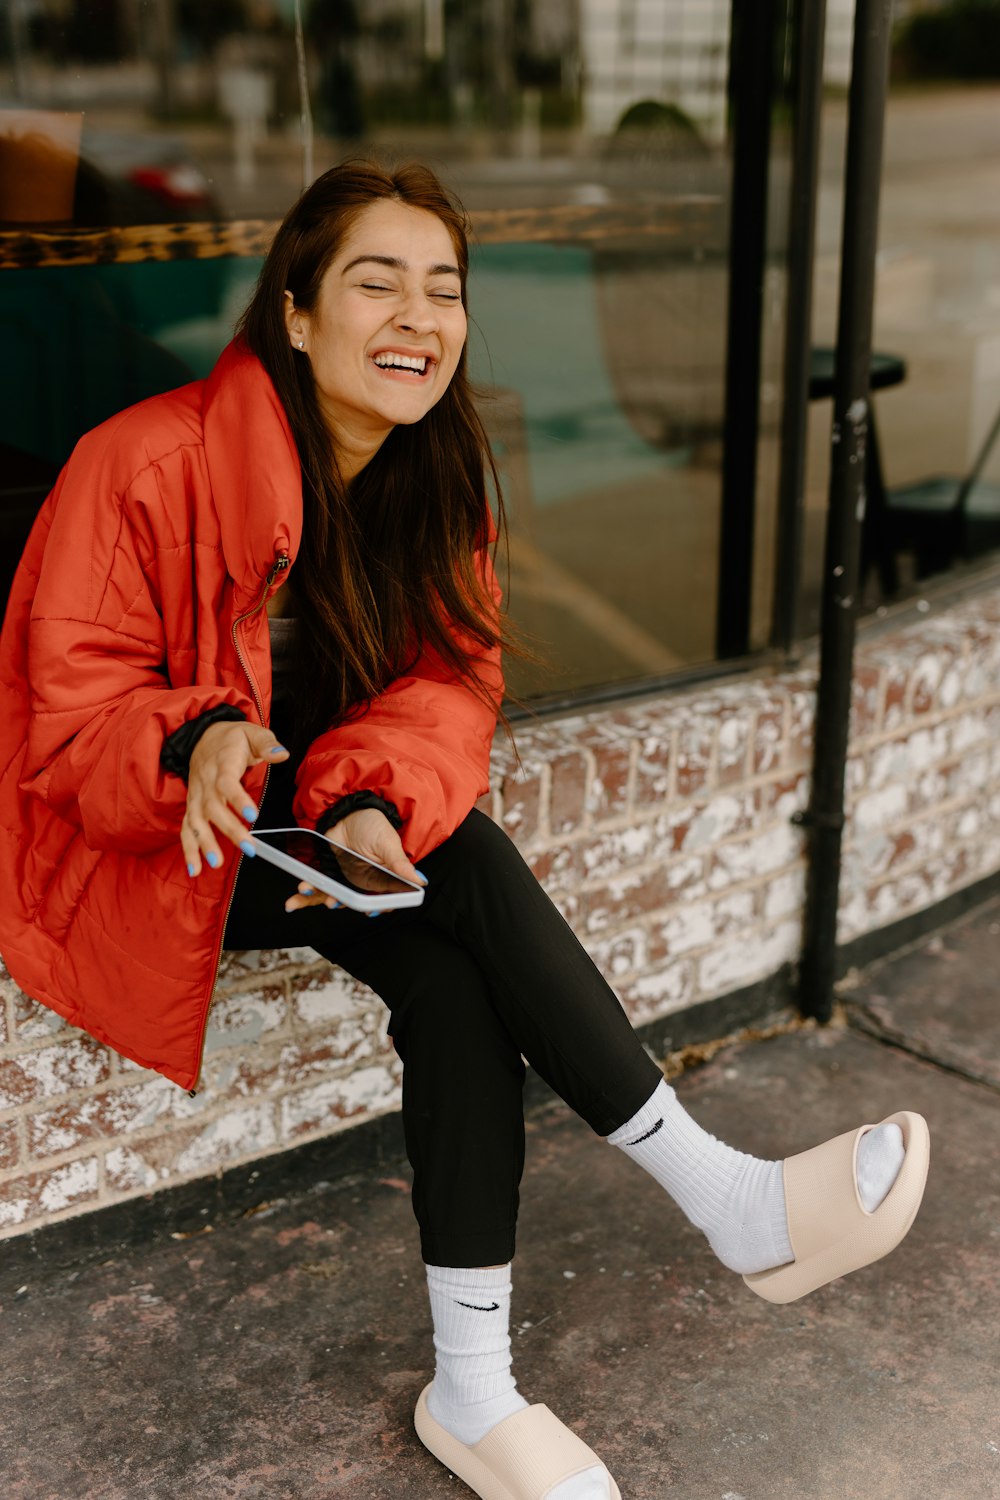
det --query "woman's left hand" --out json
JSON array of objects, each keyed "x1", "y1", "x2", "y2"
[{"x1": 284, "y1": 807, "x2": 423, "y2": 914}]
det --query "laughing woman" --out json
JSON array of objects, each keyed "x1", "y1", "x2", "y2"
[{"x1": 0, "y1": 160, "x2": 929, "y2": 1499}]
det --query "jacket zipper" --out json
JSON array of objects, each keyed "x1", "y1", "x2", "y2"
[{"x1": 189, "y1": 551, "x2": 291, "y2": 1095}]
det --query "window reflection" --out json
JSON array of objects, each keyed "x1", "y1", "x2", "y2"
[
  {"x1": 0, "y1": 0, "x2": 750, "y2": 702},
  {"x1": 800, "y1": 6, "x2": 1000, "y2": 629}
]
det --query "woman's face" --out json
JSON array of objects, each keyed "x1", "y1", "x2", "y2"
[{"x1": 285, "y1": 198, "x2": 467, "y2": 458}]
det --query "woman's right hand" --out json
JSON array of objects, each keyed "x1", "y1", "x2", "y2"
[{"x1": 182, "y1": 721, "x2": 289, "y2": 877}]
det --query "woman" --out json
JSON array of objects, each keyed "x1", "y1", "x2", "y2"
[{"x1": 0, "y1": 160, "x2": 929, "y2": 1500}]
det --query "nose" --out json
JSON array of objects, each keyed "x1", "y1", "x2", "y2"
[{"x1": 393, "y1": 290, "x2": 438, "y2": 336}]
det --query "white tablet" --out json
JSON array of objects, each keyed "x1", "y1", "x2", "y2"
[{"x1": 246, "y1": 826, "x2": 425, "y2": 912}]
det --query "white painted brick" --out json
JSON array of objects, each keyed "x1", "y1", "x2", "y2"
[
  {"x1": 105, "y1": 1145, "x2": 158, "y2": 1193},
  {"x1": 955, "y1": 807, "x2": 981, "y2": 840},
  {"x1": 763, "y1": 867, "x2": 807, "y2": 921},
  {"x1": 845, "y1": 755, "x2": 866, "y2": 796},
  {"x1": 836, "y1": 890, "x2": 869, "y2": 943},
  {"x1": 769, "y1": 777, "x2": 810, "y2": 821},
  {"x1": 868, "y1": 725, "x2": 950, "y2": 790},
  {"x1": 959, "y1": 750, "x2": 991, "y2": 794},
  {"x1": 203, "y1": 988, "x2": 286, "y2": 1055},
  {"x1": 962, "y1": 656, "x2": 989, "y2": 699},
  {"x1": 910, "y1": 651, "x2": 945, "y2": 699},
  {"x1": 535, "y1": 844, "x2": 584, "y2": 891},
  {"x1": 620, "y1": 959, "x2": 695, "y2": 1025},
  {"x1": 583, "y1": 925, "x2": 650, "y2": 978},
  {"x1": 0, "y1": 1039, "x2": 108, "y2": 1109},
  {"x1": 697, "y1": 919, "x2": 801, "y2": 996},
  {"x1": 12, "y1": 998, "x2": 68, "y2": 1040},
  {"x1": 636, "y1": 733, "x2": 673, "y2": 800},
  {"x1": 292, "y1": 971, "x2": 375, "y2": 1028},
  {"x1": 0, "y1": 1191, "x2": 30, "y2": 1228},
  {"x1": 658, "y1": 901, "x2": 716, "y2": 957},
  {"x1": 280, "y1": 1065, "x2": 402, "y2": 1140},
  {"x1": 658, "y1": 888, "x2": 756, "y2": 958},
  {"x1": 581, "y1": 824, "x2": 655, "y2": 878},
  {"x1": 173, "y1": 1104, "x2": 277, "y2": 1177},
  {"x1": 852, "y1": 784, "x2": 908, "y2": 834},
  {"x1": 39, "y1": 1157, "x2": 99, "y2": 1213},
  {"x1": 951, "y1": 714, "x2": 990, "y2": 754},
  {"x1": 718, "y1": 715, "x2": 747, "y2": 759},
  {"x1": 684, "y1": 793, "x2": 751, "y2": 850},
  {"x1": 707, "y1": 823, "x2": 804, "y2": 889}
]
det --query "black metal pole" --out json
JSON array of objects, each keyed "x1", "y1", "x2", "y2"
[
  {"x1": 771, "y1": 0, "x2": 828, "y2": 654},
  {"x1": 798, "y1": 0, "x2": 894, "y2": 1023},
  {"x1": 715, "y1": 0, "x2": 780, "y2": 660}
]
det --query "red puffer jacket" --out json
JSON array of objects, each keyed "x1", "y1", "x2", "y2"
[{"x1": 0, "y1": 341, "x2": 503, "y2": 1091}]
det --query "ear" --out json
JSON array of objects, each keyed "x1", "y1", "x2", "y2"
[{"x1": 283, "y1": 289, "x2": 308, "y2": 354}]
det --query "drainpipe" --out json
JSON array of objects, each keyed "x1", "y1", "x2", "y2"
[
  {"x1": 797, "y1": 0, "x2": 894, "y2": 1023},
  {"x1": 771, "y1": 0, "x2": 828, "y2": 655}
]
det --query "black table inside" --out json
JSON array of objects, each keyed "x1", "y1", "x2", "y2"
[{"x1": 808, "y1": 348, "x2": 907, "y2": 402}]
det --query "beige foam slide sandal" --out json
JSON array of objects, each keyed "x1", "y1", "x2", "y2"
[
  {"x1": 414, "y1": 1384, "x2": 622, "y2": 1500},
  {"x1": 743, "y1": 1109, "x2": 930, "y2": 1305}
]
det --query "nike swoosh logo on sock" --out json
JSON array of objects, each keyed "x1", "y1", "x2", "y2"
[
  {"x1": 623, "y1": 1117, "x2": 664, "y2": 1146},
  {"x1": 455, "y1": 1300, "x2": 500, "y2": 1312}
]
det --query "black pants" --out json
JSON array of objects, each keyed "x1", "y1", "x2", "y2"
[{"x1": 224, "y1": 745, "x2": 661, "y2": 1267}]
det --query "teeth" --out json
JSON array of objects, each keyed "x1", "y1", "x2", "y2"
[{"x1": 373, "y1": 352, "x2": 427, "y2": 372}]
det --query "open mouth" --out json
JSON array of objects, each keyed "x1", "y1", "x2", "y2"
[{"x1": 370, "y1": 352, "x2": 434, "y2": 380}]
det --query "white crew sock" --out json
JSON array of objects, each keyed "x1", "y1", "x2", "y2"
[
  {"x1": 425, "y1": 1264, "x2": 611, "y2": 1499},
  {"x1": 425, "y1": 1264, "x2": 526, "y2": 1445},
  {"x1": 608, "y1": 1079, "x2": 905, "y2": 1276}
]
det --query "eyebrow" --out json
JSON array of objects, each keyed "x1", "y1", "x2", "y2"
[{"x1": 341, "y1": 253, "x2": 461, "y2": 278}]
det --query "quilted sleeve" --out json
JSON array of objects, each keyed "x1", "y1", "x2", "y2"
[{"x1": 292, "y1": 546, "x2": 504, "y2": 861}]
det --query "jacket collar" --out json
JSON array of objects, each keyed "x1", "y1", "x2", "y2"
[{"x1": 202, "y1": 339, "x2": 303, "y2": 609}]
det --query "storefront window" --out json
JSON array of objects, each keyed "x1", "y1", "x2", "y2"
[
  {"x1": 799, "y1": 0, "x2": 1000, "y2": 634},
  {"x1": 0, "y1": 1, "x2": 786, "y2": 705}
]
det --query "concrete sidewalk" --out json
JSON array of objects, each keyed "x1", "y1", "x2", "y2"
[{"x1": 2, "y1": 899, "x2": 998, "y2": 1500}]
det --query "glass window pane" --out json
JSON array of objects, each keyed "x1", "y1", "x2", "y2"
[
  {"x1": 800, "y1": 6, "x2": 1000, "y2": 634},
  {"x1": 0, "y1": 1, "x2": 791, "y2": 705}
]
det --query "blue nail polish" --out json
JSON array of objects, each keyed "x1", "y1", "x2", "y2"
[
  {"x1": 301, "y1": 884, "x2": 315, "y2": 895},
  {"x1": 242, "y1": 806, "x2": 256, "y2": 822},
  {"x1": 268, "y1": 745, "x2": 288, "y2": 756},
  {"x1": 415, "y1": 871, "x2": 429, "y2": 885},
  {"x1": 187, "y1": 862, "x2": 196, "y2": 878},
  {"x1": 206, "y1": 851, "x2": 221, "y2": 869},
  {"x1": 367, "y1": 910, "x2": 380, "y2": 919},
  {"x1": 239, "y1": 840, "x2": 256, "y2": 857}
]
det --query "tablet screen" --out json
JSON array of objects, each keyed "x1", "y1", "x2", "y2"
[{"x1": 252, "y1": 827, "x2": 422, "y2": 898}]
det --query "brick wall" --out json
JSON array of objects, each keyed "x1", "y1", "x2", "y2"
[{"x1": 2, "y1": 589, "x2": 999, "y2": 1239}]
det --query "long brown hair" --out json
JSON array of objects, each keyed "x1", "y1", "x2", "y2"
[{"x1": 237, "y1": 157, "x2": 520, "y2": 753}]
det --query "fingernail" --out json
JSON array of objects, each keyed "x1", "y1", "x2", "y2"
[
  {"x1": 367, "y1": 911, "x2": 380, "y2": 919},
  {"x1": 206, "y1": 851, "x2": 221, "y2": 869},
  {"x1": 187, "y1": 863, "x2": 196, "y2": 878},
  {"x1": 301, "y1": 884, "x2": 315, "y2": 895},
  {"x1": 415, "y1": 871, "x2": 429, "y2": 885},
  {"x1": 242, "y1": 806, "x2": 256, "y2": 822},
  {"x1": 268, "y1": 745, "x2": 288, "y2": 756},
  {"x1": 239, "y1": 841, "x2": 256, "y2": 857}
]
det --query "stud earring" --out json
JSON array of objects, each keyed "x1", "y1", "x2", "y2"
[{"x1": 298, "y1": 339, "x2": 304, "y2": 349}]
